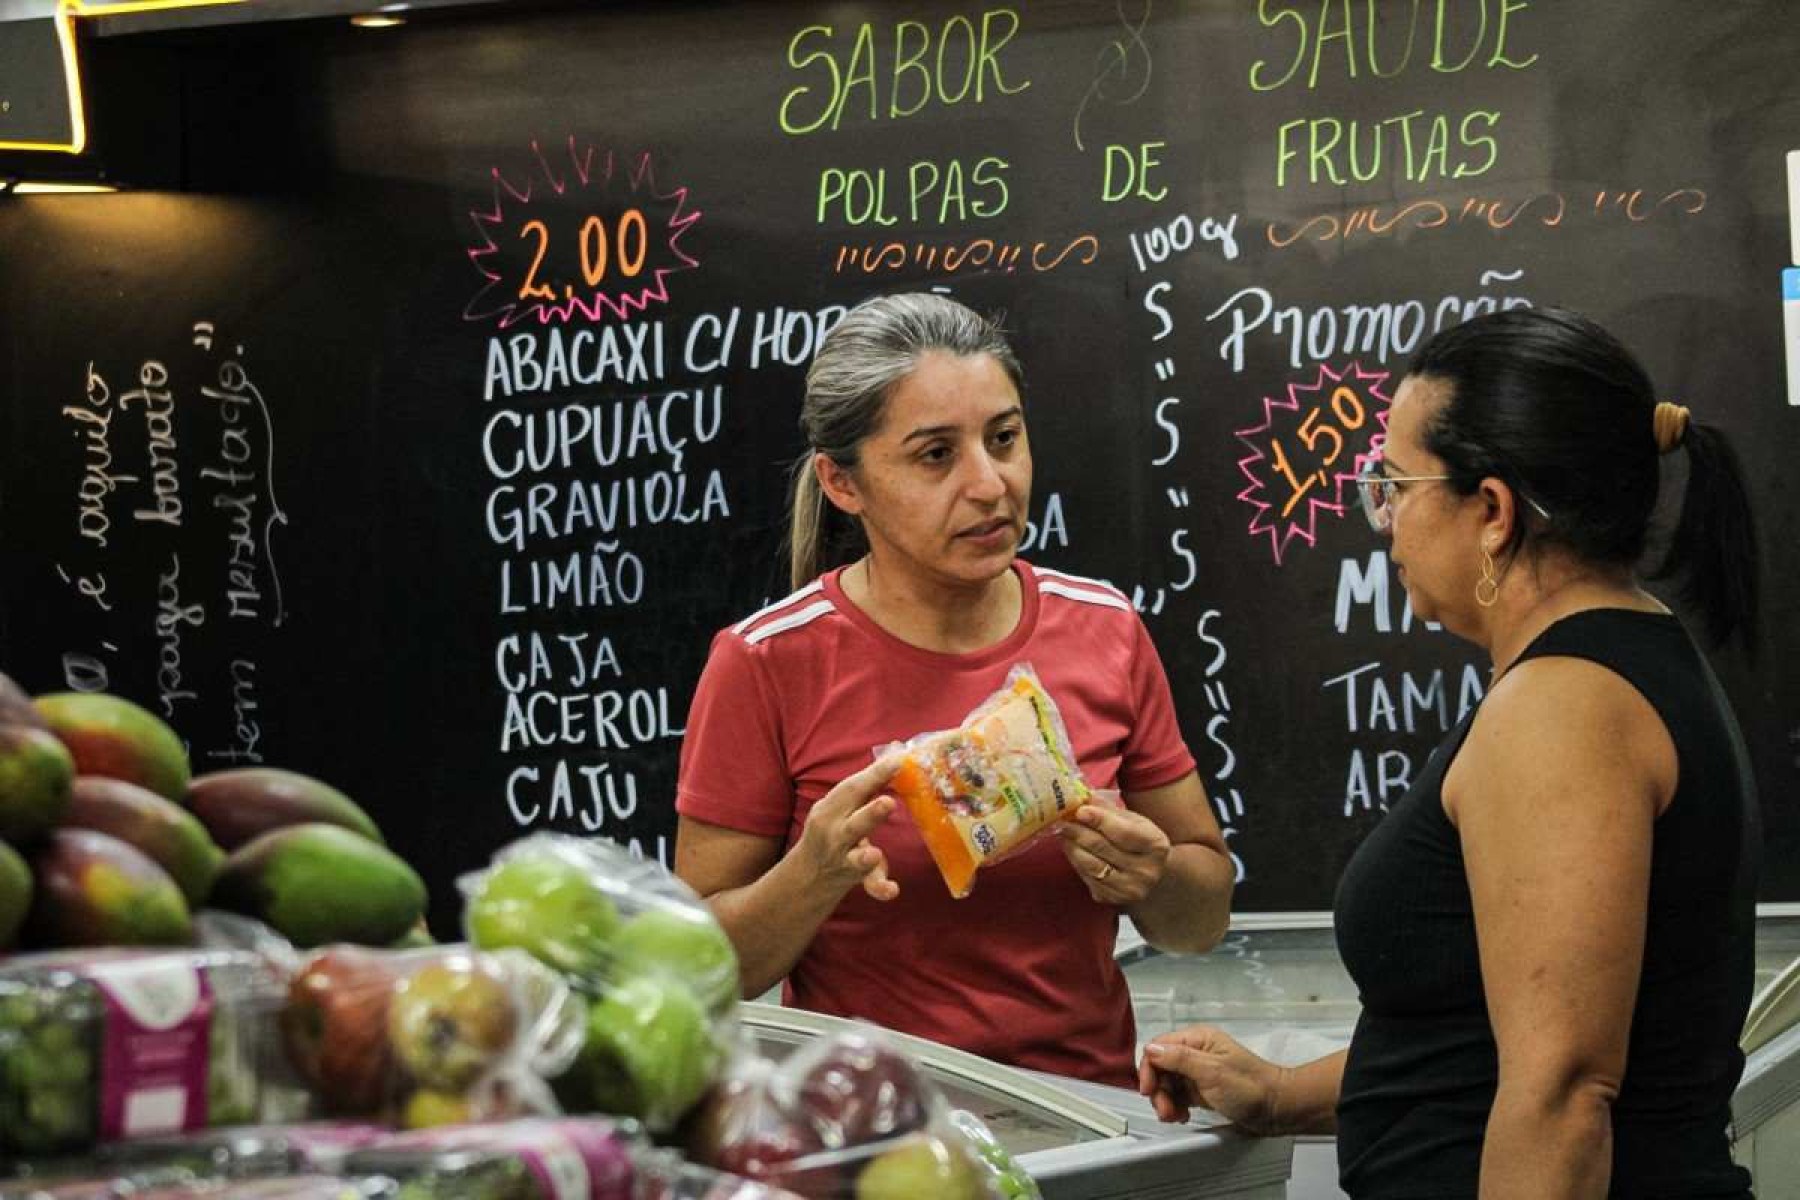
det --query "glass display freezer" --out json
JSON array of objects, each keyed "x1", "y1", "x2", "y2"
[{"x1": 738, "y1": 1001, "x2": 1293, "y2": 1200}]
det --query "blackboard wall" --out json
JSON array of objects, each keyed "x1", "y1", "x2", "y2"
[{"x1": 3, "y1": 0, "x2": 1795, "y2": 929}]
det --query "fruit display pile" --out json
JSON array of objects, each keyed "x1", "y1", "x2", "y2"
[{"x1": 1, "y1": 670, "x2": 1039, "y2": 1199}]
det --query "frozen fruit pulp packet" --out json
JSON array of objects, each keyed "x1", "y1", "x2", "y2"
[{"x1": 882, "y1": 664, "x2": 1099, "y2": 898}]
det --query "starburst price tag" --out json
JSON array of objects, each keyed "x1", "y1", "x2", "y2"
[
  {"x1": 1235, "y1": 363, "x2": 1392, "y2": 564},
  {"x1": 466, "y1": 143, "x2": 700, "y2": 329}
]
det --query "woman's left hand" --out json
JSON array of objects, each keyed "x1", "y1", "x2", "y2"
[{"x1": 1055, "y1": 803, "x2": 1170, "y2": 905}]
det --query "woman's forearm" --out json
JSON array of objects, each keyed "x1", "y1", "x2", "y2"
[
  {"x1": 1128, "y1": 842, "x2": 1234, "y2": 954},
  {"x1": 1274, "y1": 1048, "x2": 1346, "y2": 1135},
  {"x1": 705, "y1": 848, "x2": 851, "y2": 997},
  {"x1": 1478, "y1": 1078, "x2": 1615, "y2": 1199}
]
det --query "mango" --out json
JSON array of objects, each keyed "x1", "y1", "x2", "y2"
[
  {"x1": 0, "y1": 671, "x2": 47, "y2": 729},
  {"x1": 32, "y1": 693, "x2": 190, "y2": 802},
  {"x1": 0, "y1": 839, "x2": 30, "y2": 949},
  {"x1": 186, "y1": 767, "x2": 383, "y2": 850},
  {"x1": 211, "y1": 823, "x2": 425, "y2": 947},
  {"x1": 0, "y1": 725, "x2": 75, "y2": 843},
  {"x1": 62, "y1": 776, "x2": 223, "y2": 904},
  {"x1": 25, "y1": 828, "x2": 193, "y2": 947}
]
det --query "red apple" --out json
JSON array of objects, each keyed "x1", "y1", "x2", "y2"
[
  {"x1": 282, "y1": 947, "x2": 401, "y2": 1115},
  {"x1": 686, "y1": 1070, "x2": 840, "y2": 1195},
  {"x1": 795, "y1": 1034, "x2": 931, "y2": 1147}
]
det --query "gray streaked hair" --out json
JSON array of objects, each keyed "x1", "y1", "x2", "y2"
[{"x1": 786, "y1": 293, "x2": 1023, "y2": 589}]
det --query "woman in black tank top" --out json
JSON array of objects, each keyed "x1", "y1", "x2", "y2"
[{"x1": 1136, "y1": 308, "x2": 1762, "y2": 1199}]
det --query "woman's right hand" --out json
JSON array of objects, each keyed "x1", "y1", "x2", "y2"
[
  {"x1": 795, "y1": 756, "x2": 902, "y2": 902},
  {"x1": 1138, "y1": 1026, "x2": 1290, "y2": 1133}
]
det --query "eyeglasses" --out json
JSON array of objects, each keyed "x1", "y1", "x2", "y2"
[
  {"x1": 1353, "y1": 471, "x2": 1552, "y2": 533},
  {"x1": 1354, "y1": 472, "x2": 1449, "y2": 532}
]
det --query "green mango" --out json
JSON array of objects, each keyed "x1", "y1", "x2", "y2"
[
  {"x1": 186, "y1": 766, "x2": 383, "y2": 850},
  {"x1": 0, "y1": 840, "x2": 30, "y2": 949},
  {"x1": 0, "y1": 725, "x2": 75, "y2": 843},
  {"x1": 32, "y1": 693, "x2": 190, "y2": 802},
  {"x1": 62, "y1": 775, "x2": 223, "y2": 904},
  {"x1": 25, "y1": 828, "x2": 192, "y2": 948},
  {"x1": 211, "y1": 823, "x2": 425, "y2": 947}
]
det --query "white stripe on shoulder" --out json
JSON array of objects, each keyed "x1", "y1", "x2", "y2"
[
  {"x1": 1039, "y1": 580, "x2": 1132, "y2": 613},
  {"x1": 743, "y1": 599, "x2": 837, "y2": 645},
  {"x1": 731, "y1": 580, "x2": 825, "y2": 634},
  {"x1": 1032, "y1": 565, "x2": 1127, "y2": 598}
]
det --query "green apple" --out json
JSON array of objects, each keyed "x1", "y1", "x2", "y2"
[
  {"x1": 572, "y1": 975, "x2": 718, "y2": 1130},
  {"x1": 465, "y1": 854, "x2": 620, "y2": 979},
  {"x1": 855, "y1": 1137, "x2": 988, "y2": 1200},
  {"x1": 610, "y1": 906, "x2": 740, "y2": 1012}
]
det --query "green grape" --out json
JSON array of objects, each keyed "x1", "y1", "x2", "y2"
[
  {"x1": 35, "y1": 1019, "x2": 78, "y2": 1057},
  {"x1": 26, "y1": 1087, "x2": 90, "y2": 1141}
]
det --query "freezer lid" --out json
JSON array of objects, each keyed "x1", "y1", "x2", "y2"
[{"x1": 737, "y1": 1001, "x2": 1129, "y2": 1143}]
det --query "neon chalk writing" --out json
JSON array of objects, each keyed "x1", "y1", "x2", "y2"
[
  {"x1": 499, "y1": 688, "x2": 686, "y2": 753},
  {"x1": 831, "y1": 233, "x2": 1100, "y2": 277},
  {"x1": 780, "y1": 9, "x2": 1030, "y2": 135},
  {"x1": 1275, "y1": 108, "x2": 1499, "y2": 187},
  {"x1": 204, "y1": 658, "x2": 265, "y2": 766},
  {"x1": 1018, "y1": 491, "x2": 1069, "y2": 553},
  {"x1": 199, "y1": 358, "x2": 288, "y2": 626},
  {"x1": 505, "y1": 760, "x2": 645, "y2": 835},
  {"x1": 495, "y1": 631, "x2": 623, "y2": 691},
  {"x1": 1196, "y1": 609, "x2": 1249, "y2": 883},
  {"x1": 482, "y1": 323, "x2": 666, "y2": 399},
  {"x1": 153, "y1": 554, "x2": 203, "y2": 719},
  {"x1": 481, "y1": 389, "x2": 721, "y2": 479},
  {"x1": 1071, "y1": 0, "x2": 1153, "y2": 152},
  {"x1": 1236, "y1": 362, "x2": 1391, "y2": 565},
  {"x1": 1127, "y1": 212, "x2": 1240, "y2": 271},
  {"x1": 465, "y1": 143, "x2": 700, "y2": 330},
  {"x1": 497, "y1": 541, "x2": 645, "y2": 613},
  {"x1": 1324, "y1": 660, "x2": 1483, "y2": 736},
  {"x1": 64, "y1": 363, "x2": 138, "y2": 549},
  {"x1": 55, "y1": 564, "x2": 113, "y2": 613},
  {"x1": 816, "y1": 155, "x2": 1009, "y2": 227},
  {"x1": 486, "y1": 471, "x2": 732, "y2": 551},
  {"x1": 120, "y1": 361, "x2": 185, "y2": 529},
  {"x1": 1207, "y1": 267, "x2": 1532, "y2": 373},
  {"x1": 1267, "y1": 188, "x2": 1706, "y2": 248},
  {"x1": 1250, "y1": 0, "x2": 1538, "y2": 91},
  {"x1": 1335, "y1": 551, "x2": 1438, "y2": 635}
]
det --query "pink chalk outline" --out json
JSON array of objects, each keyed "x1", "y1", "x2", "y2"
[
  {"x1": 465, "y1": 140, "x2": 701, "y2": 328},
  {"x1": 1234, "y1": 361, "x2": 1392, "y2": 565}
]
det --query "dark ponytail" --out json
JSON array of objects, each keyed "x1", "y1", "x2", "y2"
[{"x1": 1650, "y1": 421, "x2": 1761, "y2": 652}]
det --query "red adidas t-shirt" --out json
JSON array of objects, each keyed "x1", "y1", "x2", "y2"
[{"x1": 676, "y1": 560, "x2": 1196, "y2": 1086}]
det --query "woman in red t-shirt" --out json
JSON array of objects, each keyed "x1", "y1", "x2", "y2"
[{"x1": 674, "y1": 293, "x2": 1233, "y2": 1085}]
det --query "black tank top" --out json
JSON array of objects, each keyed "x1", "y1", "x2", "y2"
[{"x1": 1333, "y1": 609, "x2": 1760, "y2": 1198}]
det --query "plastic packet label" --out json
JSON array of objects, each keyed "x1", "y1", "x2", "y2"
[{"x1": 88, "y1": 958, "x2": 214, "y2": 1139}]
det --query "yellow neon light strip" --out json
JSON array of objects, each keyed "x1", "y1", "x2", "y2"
[
  {"x1": 68, "y1": 0, "x2": 244, "y2": 14},
  {"x1": 0, "y1": 0, "x2": 242, "y2": 156},
  {"x1": 0, "y1": 5, "x2": 84, "y2": 154}
]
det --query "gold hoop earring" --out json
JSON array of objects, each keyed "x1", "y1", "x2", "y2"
[{"x1": 1476, "y1": 546, "x2": 1500, "y2": 608}]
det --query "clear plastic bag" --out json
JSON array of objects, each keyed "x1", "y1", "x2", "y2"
[
  {"x1": 945, "y1": 1110, "x2": 1041, "y2": 1200},
  {"x1": 278, "y1": 945, "x2": 583, "y2": 1128},
  {"x1": 0, "y1": 944, "x2": 305, "y2": 1156},
  {"x1": 881, "y1": 664, "x2": 1098, "y2": 898},
  {"x1": 682, "y1": 1028, "x2": 1008, "y2": 1200},
  {"x1": 339, "y1": 1116, "x2": 644, "y2": 1200},
  {"x1": 459, "y1": 835, "x2": 740, "y2": 1132}
]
